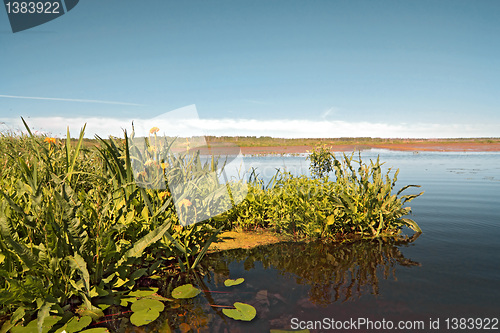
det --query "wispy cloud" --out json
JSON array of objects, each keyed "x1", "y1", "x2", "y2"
[
  {"x1": 321, "y1": 107, "x2": 339, "y2": 120},
  {"x1": 0, "y1": 94, "x2": 145, "y2": 106},
  {"x1": 1, "y1": 116, "x2": 498, "y2": 139}
]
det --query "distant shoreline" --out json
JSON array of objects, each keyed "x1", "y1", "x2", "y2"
[{"x1": 237, "y1": 141, "x2": 500, "y2": 154}]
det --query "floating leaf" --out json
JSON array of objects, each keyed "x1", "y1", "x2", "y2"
[
  {"x1": 171, "y1": 284, "x2": 201, "y2": 299},
  {"x1": 130, "y1": 299, "x2": 165, "y2": 326},
  {"x1": 224, "y1": 278, "x2": 244, "y2": 287},
  {"x1": 222, "y1": 302, "x2": 256, "y2": 321},
  {"x1": 128, "y1": 288, "x2": 158, "y2": 297}
]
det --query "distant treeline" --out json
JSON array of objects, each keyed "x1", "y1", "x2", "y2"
[{"x1": 203, "y1": 136, "x2": 500, "y2": 147}]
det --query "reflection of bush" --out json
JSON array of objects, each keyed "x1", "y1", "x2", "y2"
[{"x1": 205, "y1": 237, "x2": 420, "y2": 305}]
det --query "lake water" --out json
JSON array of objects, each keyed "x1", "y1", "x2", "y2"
[{"x1": 171, "y1": 150, "x2": 500, "y2": 332}]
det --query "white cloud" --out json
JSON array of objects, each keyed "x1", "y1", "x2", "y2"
[{"x1": 1, "y1": 116, "x2": 498, "y2": 139}]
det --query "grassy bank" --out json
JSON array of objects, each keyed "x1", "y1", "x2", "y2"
[{"x1": 0, "y1": 123, "x2": 422, "y2": 332}]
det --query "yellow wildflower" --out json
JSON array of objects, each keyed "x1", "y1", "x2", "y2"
[
  {"x1": 159, "y1": 191, "x2": 170, "y2": 201},
  {"x1": 150, "y1": 127, "x2": 159, "y2": 134},
  {"x1": 44, "y1": 137, "x2": 56, "y2": 144},
  {"x1": 161, "y1": 162, "x2": 168, "y2": 170}
]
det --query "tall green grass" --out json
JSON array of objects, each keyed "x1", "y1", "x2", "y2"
[{"x1": 0, "y1": 121, "x2": 224, "y2": 331}]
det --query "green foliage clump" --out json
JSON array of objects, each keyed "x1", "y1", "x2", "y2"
[
  {"x1": 232, "y1": 149, "x2": 423, "y2": 240},
  {"x1": 0, "y1": 120, "x2": 225, "y2": 331},
  {"x1": 307, "y1": 144, "x2": 335, "y2": 178}
]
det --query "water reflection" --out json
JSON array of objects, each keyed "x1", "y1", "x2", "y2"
[
  {"x1": 205, "y1": 235, "x2": 421, "y2": 306},
  {"x1": 116, "y1": 238, "x2": 422, "y2": 332}
]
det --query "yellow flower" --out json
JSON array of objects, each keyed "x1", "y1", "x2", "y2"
[
  {"x1": 174, "y1": 225, "x2": 183, "y2": 232},
  {"x1": 150, "y1": 127, "x2": 159, "y2": 134},
  {"x1": 161, "y1": 162, "x2": 168, "y2": 170},
  {"x1": 44, "y1": 137, "x2": 56, "y2": 144},
  {"x1": 159, "y1": 191, "x2": 170, "y2": 201},
  {"x1": 179, "y1": 198, "x2": 192, "y2": 208}
]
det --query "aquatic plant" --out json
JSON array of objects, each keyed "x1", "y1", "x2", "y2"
[{"x1": 232, "y1": 148, "x2": 423, "y2": 239}]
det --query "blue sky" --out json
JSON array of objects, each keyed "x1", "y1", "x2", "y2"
[{"x1": 1, "y1": 0, "x2": 500, "y2": 138}]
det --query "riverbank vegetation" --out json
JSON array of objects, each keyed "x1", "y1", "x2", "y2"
[
  {"x1": 203, "y1": 135, "x2": 500, "y2": 147},
  {"x1": 0, "y1": 122, "x2": 422, "y2": 332}
]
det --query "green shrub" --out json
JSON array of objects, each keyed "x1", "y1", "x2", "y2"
[{"x1": 232, "y1": 150, "x2": 423, "y2": 240}]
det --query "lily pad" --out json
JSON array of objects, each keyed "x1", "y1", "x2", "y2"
[
  {"x1": 224, "y1": 278, "x2": 244, "y2": 287},
  {"x1": 171, "y1": 284, "x2": 201, "y2": 299},
  {"x1": 130, "y1": 298, "x2": 165, "y2": 326},
  {"x1": 222, "y1": 302, "x2": 256, "y2": 321}
]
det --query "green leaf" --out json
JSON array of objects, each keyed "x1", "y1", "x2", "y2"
[
  {"x1": 89, "y1": 286, "x2": 109, "y2": 298},
  {"x1": 401, "y1": 218, "x2": 422, "y2": 233},
  {"x1": 80, "y1": 328, "x2": 110, "y2": 333},
  {"x1": 0, "y1": 322, "x2": 14, "y2": 333},
  {"x1": 113, "y1": 277, "x2": 129, "y2": 288},
  {"x1": 11, "y1": 316, "x2": 61, "y2": 333},
  {"x1": 67, "y1": 253, "x2": 90, "y2": 294},
  {"x1": 11, "y1": 307, "x2": 25, "y2": 325},
  {"x1": 37, "y1": 302, "x2": 55, "y2": 333},
  {"x1": 131, "y1": 298, "x2": 164, "y2": 313},
  {"x1": 224, "y1": 278, "x2": 244, "y2": 287},
  {"x1": 222, "y1": 302, "x2": 256, "y2": 321},
  {"x1": 76, "y1": 304, "x2": 104, "y2": 321},
  {"x1": 130, "y1": 299, "x2": 165, "y2": 326},
  {"x1": 171, "y1": 284, "x2": 201, "y2": 299},
  {"x1": 128, "y1": 288, "x2": 158, "y2": 298},
  {"x1": 326, "y1": 215, "x2": 336, "y2": 226},
  {"x1": 118, "y1": 221, "x2": 172, "y2": 265},
  {"x1": 55, "y1": 316, "x2": 92, "y2": 333}
]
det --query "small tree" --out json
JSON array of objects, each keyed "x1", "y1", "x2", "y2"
[{"x1": 307, "y1": 144, "x2": 334, "y2": 179}]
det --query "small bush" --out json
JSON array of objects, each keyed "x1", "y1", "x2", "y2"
[{"x1": 232, "y1": 150, "x2": 423, "y2": 239}]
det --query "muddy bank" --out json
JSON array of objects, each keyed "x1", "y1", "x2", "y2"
[{"x1": 208, "y1": 231, "x2": 292, "y2": 253}]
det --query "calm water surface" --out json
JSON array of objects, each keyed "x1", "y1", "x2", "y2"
[{"x1": 171, "y1": 150, "x2": 500, "y2": 332}]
